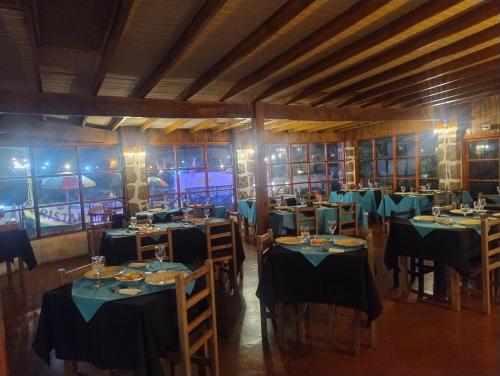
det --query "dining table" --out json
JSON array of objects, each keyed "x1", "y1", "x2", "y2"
[
  {"x1": 99, "y1": 220, "x2": 245, "y2": 267},
  {"x1": 329, "y1": 189, "x2": 382, "y2": 214},
  {"x1": 0, "y1": 228, "x2": 37, "y2": 271},
  {"x1": 257, "y1": 235, "x2": 383, "y2": 324},
  {"x1": 134, "y1": 208, "x2": 183, "y2": 223},
  {"x1": 377, "y1": 193, "x2": 434, "y2": 219},
  {"x1": 32, "y1": 262, "x2": 203, "y2": 376}
]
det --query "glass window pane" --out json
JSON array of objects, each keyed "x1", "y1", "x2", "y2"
[
  {"x1": 0, "y1": 209, "x2": 36, "y2": 238},
  {"x1": 270, "y1": 144, "x2": 288, "y2": 164},
  {"x1": 469, "y1": 180, "x2": 497, "y2": 197},
  {"x1": 328, "y1": 162, "x2": 344, "y2": 180},
  {"x1": 79, "y1": 147, "x2": 121, "y2": 173},
  {"x1": 469, "y1": 161, "x2": 499, "y2": 180},
  {"x1": 181, "y1": 191, "x2": 206, "y2": 205},
  {"x1": 147, "y1": 171, "x2": 178, "y2": 195},
  {"x1": 310, "y1": 143, "x2": 325, "y2": 162},
  {"x1": 419, "y1": 156, "x2": 438, "y2": 178},
  {"x1": 0, "y1": 178, "x2": 34, "y2": 209},
  {"x1": 468, "y1": 140, "x2": 499, "y2": 159},
  {"x1": 208, "y1": 168, "x2": 233, "y2": 189},
  {"x1": 376, "y1": 159, "x2": 393, "y2": 177},
  {"x1": 207, "y1": 144, "x2": 232, "y2": 169},
  {"x1": 375, "y1": 138, "x2": 393, "y2": 158},
  {"x1": 359, "y1": 140, "x2": 373, "y2": 159},
  {"x1": 420, "y1": 132, "x2": 438, "y2": 155},
  {"x1": 269, "y1": 185, "x2": 291, "y2": 196},
  {"x1": 82, "y1": 173, "x2": 123, "y2": 202},
  {"x1": 330, "y1": 180, "x2": 342, "y2": 192},
  {"x1": 397, "y1": 158, "x2": 416, "y2": 177},
  {"x1": 397, "y1": 179, "x2": 417, "y2": 191},
  {"x1": 208, "y1": 189, "x2": 234, "y2": 208},
  {"x1": 178, "y1": 168, "x2": 206, "y2": 192},
  {"x1": 293, "y1": 183, "x2": 309, "y2": 197},
  {"x1": 83, "y1": 202, "x2": 123, "y2": 224},
  {"x1": 36, "y1": 176, "x2": 81, "y2": 205},
  {"x1": 146, "y1": 146, "x2": 176, "y2": 170},
  {"x1": 419, "y1": 179, "x2": 438, "y2": 190},
  {"x1": 39, "y1": 204, "x2": 82, "y2": 236},
  {"x1": 270, "y1": 164, "x2": 289, "y2": 185},
  {"x1": 360, "y1": 160, "x2": 373, "y2": 178},
  {"x1": 290, "y1": 144, "x2": 307, "y2": 162},
  {"x1": 0, "y1": 147, "x2": 31, "y2": 178},
  {"x1": 310, "y1": 162, "x2": 326, "y2": 181},
  {"x1": 311, "y1": 181, "x2": 327, "y2": 196},
  {"x1": 177, "y1": 146, "x2": 204, "y2": 168},
  {"x1": 327, "y1": 143, "x2": 343, "y2": 161},
  {"x1": 292, "y1": 163, "x2": 308, "y2": 183},
  {"x1": 34, "y1": 147, "x2": 77, "y2": 175},
  {"x1": 396, "y1": 135, "x2": 415, "y2": 157}
]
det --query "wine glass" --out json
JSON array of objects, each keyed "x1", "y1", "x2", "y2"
[
  {"x1": 358, "y1": 182, "x2": 362, "y2": 189},
  {"x1": 155, "y1": 244, "x2": 166, "y2": 266},
  {"x1": 497, "y1": 186, "x2": 500, "y2": 195},
  {"x1": 299, "y1": 197, "x2": 306, "y2": 207},
  {"x1": 368, "y1": 180, "x2": 372, "y2": 189},
  {"x1": 432, "y1": 205, "x2": 440, "y2": 227},
  {"x1": 426, "y1": 183, "x2": 431, "y2": 190},
  {"x1": 147, "y1": 212, "x2": 154, "y2": 226},
  {"x1": 91, "y1": 255, "x2": 105, "y2": 288},
  {"x1": 401, "y1": 186, "x2": 406, "y2": 193},
  {"x1": 479, "y1": 198, "x2": 486, "y2": 213},
  {"x1": 275, "y1": 197, "x2": 282, "y2": 207},
  {"x1": 204, "y1": 208, "x2": 210, "y2": 221},
  {"x1": 183, "y1": 209, "x2": 189, "y2": 222},
  {"x1": 300, "y1": 226, "x2": 310, "y2": 250},
  {"x1": 328, "y1": 220, "x2": 337, "y2": 243},
  {"x1": 130, "y1": 216, "x2": 137, "y2": 227},
  {"x1": 460, "y1": 203, "x2": 468, "y2": 217}
]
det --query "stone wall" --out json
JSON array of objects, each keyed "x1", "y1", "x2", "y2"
[
  {"x1": 236, "y1": 149, "x2": 255, "y2": 199},
  {"x1": 124, "y1": 153, "x2": 148, "y2": 215},
  {"x1": 344, "y1": 144, "x2": 356, "y2": 188},
  {"x1": 437, "y1": 127, "x2": 462, "y2": 190}
]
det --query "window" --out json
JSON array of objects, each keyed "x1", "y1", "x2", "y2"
[
  {"x1": 358, "y1": 140, "x2": 373, "y2": 183},
  {"x1": 0, "y1": 146, "x2": 124, "y2": 238},
  {"x1": 146, "y1": 144, "x2": 235, "y2": 209},
  {"x1": 375, "y1": 137, "x2": 393, "y2": 187},
  {"x1": 419, "y1": 132, "x2": 439, "y2": 189},
  {"x1": 397, "y1": 134, "x2": 416, "y2": 189},
  {"x1": 265, "y1": 142, "x2": 344, "y2": 197},
  {"x1": 466, "y1": 138, "x2": 500, "y2": 197}
]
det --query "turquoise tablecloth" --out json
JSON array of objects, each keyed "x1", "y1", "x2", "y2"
[
  {"x1": 71, "y1": 262, "x2": 194, "y2": 322},
  {"x1": 409, "y1": 216, "x2": 481, "y2": 237},
  {"x1": 329, "y1": 190, "x2": 378, "y2": 214},
  {"x1": 278, "y1": 235, "x2": 365, "y2": 266},
  {"x1": 238, "y1": 199, "x2": 256, "y2": 225},
  {"x1": 377, "y1": 195, "x2": 433, "y2": 218}
]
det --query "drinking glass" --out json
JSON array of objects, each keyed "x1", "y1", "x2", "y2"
[
  {"x1": 155, "y1": 244, "x2": 166, "y2": 266},
  {"x1": 479, "y1": 198, "x2": 486, "y2": 212},
  {"x1": 432, "y1": 205, "x2": 440, "y2": 227},
  {"x1": 130, "y1": 216, "x2": 137, "y2": 227},
  {"x1": 497, "y1": 186, "x2": 500, "y2": 195},
  {"x1": 401, "y1": 186, "x2": 406, "y2": 193},
  {"x1": 327, "y1": 220, "x2": 337, "y2": 243},
  {"x1": 358, "y1": 182, "x2": 362, "y2": 189},
  {"x1": 460, "y1": 203, "x2": 468, "y2": 217},
  {"x1": 147, "y1": 213, "x2": 154, "y2": 226},
  {"x1": 276, "y1": 197, "x2": 282, "y2": 207},
  {"x1": 426, "y1": 183, "x2": 431, "y2": 190},
  {"x1": 183, "y1": 209, "x2": 189, "y2": 221},
  {"x1": 299, "y1": 197, "x2": 306, "y2": 207},
  {"x1": 300, "y1": 226, "x2": 310, "y2": 250},
  {"x1": 368, "y1": 180, "x2": 372, "y2": 189},
  {"x1": 91, "y1": 255, "x2": 105, "y2": 288},
  {"x1": 204, "y1": 208, "x2": 210, "y2": 220}
]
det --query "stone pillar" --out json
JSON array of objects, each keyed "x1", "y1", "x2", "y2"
[
  {"x1": 344, "y1": 143, "x2": 356, "y2": 188},
  {"x1": 236, "y1": 148, "x2": 255, "y2": 199},
  {"x1": 437, "y1": 119, "x2": 462, "y2": 190},
  {"x1": 124, "y1": 153, "x2": 148, "y2": 215}
]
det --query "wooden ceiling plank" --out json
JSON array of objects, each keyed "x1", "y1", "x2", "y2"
[
  {"x1": 290, "y1": 1, "x2": 500, "y2": 105},
  {"x1": 189, "y1": 119, "x2": 217, "y2": 133},
  {"x1": 382, "y1": 67, "x2": 500, "y2": 107},
  {"x1": 265, "y1": 120, "x2": 296, "y2": 130},
  {"x1": 315, "y1": 23, "x2": 500, "y2": 107},
  {"x1": 220, "y1": 0, "x2": 388, "y2": 101},
  {"x1": 436, "y1": 90, "x2": 500, "y2": 108},
  {"x1": 91, "y1": 0, "x2": 134, "y2": 96},
  {"x1": 0, "y1": 92, "x2": 444, "y2": 121},
  {"x1": 339, "y1": 43, "x2": 500, "y2": 107},
  {"x1": 19, "y1": 0, "x2": 42, "y2": 92},
  {"x1": 109, "y1": 117, "x2": 127, "y2": 131},
  {"x1": 139, "y1": 118, "x2": 158, "y2": 131},
  {"x1": 303, "y1": 122, "x2": 355, "y2": 133},
  {"x1": 419, "y1": 86, "x2": 500, "y2": 108},
  {"x1": 212, "y1": 119, "x2": 249, "y2": 133},
  {"x1": 177, "y1": 0, "x2": 313, "y2": 101},
  {"x1": 334, "y1": 121, "x2": 386, "y2": 132},
  {"x1": 164, "y1": 118, "x2": 190, "y2": 134},
  {"x1": 131, "y1": 0, "x2": 227, "y2": 99},
  {"x1": 255, "y1": 0, "x2": 463, "y2": 102},
  {"x1": 402, "y1": 78, "x2": 500, "y2": 107}
]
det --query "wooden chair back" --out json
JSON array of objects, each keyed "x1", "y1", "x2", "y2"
[
  {"x1": 135, "y1": 229, "x2": 173, "y2": 262},
  {"x1": 88, "y1": 206, "x2": 114, "y2": 225},
  {"x1": 228, "y1": 211, "x2": 243, "y2": 237},
  {"x1": 256, "y1": 229, "x2": 274, "y2": 338},
  {"x1": 433, "y1": 191, "x2": 450, "y2": 205},
  {"x1": 0, "y1": 223, "x2": 20, "y2": 233},
  {"x1": 439, "y1": 203, "x2": 457, "y2": 212},
  {"x1": 58, "y1": 264, "x2": 93, "y2": 286},
  {"x1": 480, "y1": 218, "x2": 500, "y2": 314},
  {"x1": 0, "y1": 223, "x2": 25, "y2": 286},
  {"x1": 381, "y1": 186, "x2": 393, "y2": 195},
  {"x1": 294, "y1": 207, "x2": 316, "y2": 235},
  {"x1": 175, "y1": 259, "x2": 219, "y2": 376},
  {"x1": 337, "y1": 202, "x2": 358, "y2": 235}
]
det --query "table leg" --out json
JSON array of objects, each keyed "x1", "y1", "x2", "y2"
[
  {"x1": 398, "y1": 256, "x2": 409, "y2": 295},
  {"x1": 447, "y1": 266, "x2": 461, "y2": 312},
  {"x1": 64, "y1": 360, "x2": 77, "y2": 376},
  {"x1": 18, "y1": 257, "x2": 25, "y2": 287},
  {"x1": 243, "y1": 217, "x2": 249, "y2": 239}
]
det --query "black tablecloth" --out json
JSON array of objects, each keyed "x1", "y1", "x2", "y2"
[
  {"x1": 32, "y1": 265, "x2": 203, "y2": 376},
  {"x1": 100, "y1": 226, "x2": 245, "y2": 267},
  {"x1": 257, "y1": 246, "x2": 382, "y2": 323},
  {"x1": 0, "y1": 229, "x2": 37, "y2": 269},
  {"x1": 136, "y1": 210, "x2": 183, "y2": 224},
  {"x1": 384, "y1": 218, "x2": 481, "y2": 273}
]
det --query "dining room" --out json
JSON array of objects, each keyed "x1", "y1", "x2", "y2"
[{"x1": 0, "y1": 1, "x2": 500, "y2": 375}]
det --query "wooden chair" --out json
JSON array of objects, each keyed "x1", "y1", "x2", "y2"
[
  {"x1": 228, "y1": 211, "x2": 243, "y2": 237},
  {"x1": 433, "y1": 191, "x2": 450, "y2": 205},
  {"x1": 337, "y1": 202, "x2": 358, "y2": 236},
  {"x1": 294, "y1": 206, "x2": 316, "y2": 235},
  {"x1": 438, "y1": 203, "x2": 457, "y2": 213},
  {"x1": 205, "y1": 219, "x2": 239, "y2": 293},
  {"x1": 135, "y1": 229, "x2": 173, "y2": 262},
  {"x1": 88, "y1": 206, "x2": 114, "y2": 225},
  {"x1": 479, "y1": 193, "x2": 500, "y2": 211},
  {"x1": 86, "y1": 219, "x2": 112, "y2": 257},
  {"x1": 256, "y1": 229, "x2": 275, "y2": 339},
  {"x1": 381, "y1": 186, "x2": 393, "y2": 195},
  {"x1": 329, "y1": 229, "x2": 377, "y2": 355},
  {"x1": 164, "y1": 260, "x2": 219, "y2": 376},
  {"x1": 0, "y1": 289, "x2": 8, "y2": 375},
  {"x1": 0, "y1": 223, "x2": 25, "y2": 286}
]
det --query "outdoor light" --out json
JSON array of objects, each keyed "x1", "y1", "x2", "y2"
[{"x1": 64, "y1": 164, "x2": 70, "y2": 170}]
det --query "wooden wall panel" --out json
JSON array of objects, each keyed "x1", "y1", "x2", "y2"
[{"x1": 342, "y1": 120, "x2": 439, "y2": 141}]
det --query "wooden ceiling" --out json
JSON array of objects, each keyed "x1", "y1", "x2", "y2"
[{"x1": 0, "y1": 0, "x2": 499, "y2": 133}]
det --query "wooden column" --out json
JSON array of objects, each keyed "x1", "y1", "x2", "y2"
[{"x1": 253, "y1": 102, "x2": 269, "y2": 235}]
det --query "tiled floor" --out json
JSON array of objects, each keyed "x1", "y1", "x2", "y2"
[{"x1": 3, "y1": 224, "x2": 500, "y2": 375}]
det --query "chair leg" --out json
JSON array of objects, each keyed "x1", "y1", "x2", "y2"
[
  {"x1": 448, "y1": 266, "x2": 461, "y2": 312},
  {"x1": 352, "y1": 310, "x2": 361, "y2": 356},
  {"x1": 63, "y1": 360, "x2": 77, "y2": 376},
  {"x1": 370, "y1": 320, "x2": 377, "y2": 348},
  {"x1": 17, "y1": 257, "x2": 24, "y2": 287},
  {"x1": 5, "y1": 262, "x2": 12, "y2": 285},
  {"x1": 417, "y1": 258, "x2": 424, "y2": 297},
  {"x1": 481, "y1": 268, "x2": 491, "y2": 314},
  {"x1": 260, "y1": 301, "x2": 268, "y2": 339},
  {"x1": 398, "y1": 256, "x2": 409, "y2": 295},
  {"x1": 276, "y1": 303, "x2": 285, "y2": 345}
]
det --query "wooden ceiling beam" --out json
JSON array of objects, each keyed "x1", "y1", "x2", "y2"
[
  {"x1": 290, "y1": 1, "x2": 500, "y2": 105},
  {"x1": 164, "y1": 119, "x2": 190, "y2": 134},
  {"x1": 421, "y1": 87, "x2": 500, "y2": 108},
  {"x1": 131, "y1": 0, "x2": 226, "y2": 98},
  {"x1": 177, "y1": 0, "x2": 313, "y2": 101},
  {"x1": 189, "y1": 119, "x2": 217, "y2": 133},
  {"x1": 0, "y1": 92, "x2": 444, "y2": 121},
  {"x1": 383, "y1": 67, "x2": 500, "y2": 107},
  {"x1": 91, "y1": 0, "x2": 134, "y2": 96},
  {"x1": 139, "y1": 118, "x2": 157, "y2": 131},
  {"x1": 254, "y1": 0, "x2": 462, "y2": 102},
  {"x1": 219, "y1": 0, "x2": 388, "y2": 101},
  {"x1": 19, "y1": 0, "x2": 42, "y2": 92},
  {"x1": 264, "y1": 120, "x2": 296, "y2": 130},
  {"x1": 212, "y1": 119, "x2": 249, "y2": 133},
  {"x1": 402, "y1": 78, "x2": 500, "y2": 107},
  {"x1": 303, "y1": 122, "x2": 355, "y2": 133},
  {"x1": 340, "y1": 44, "x2": 500, "y2": 107},
  {"x1": 316, "y1": 24, "x2": 500, "y2": 107},
  {"x1": 109, "y1": 117, "x2": 127, "y2": 132},
  {"x1": 334, "y1": 121, "x2": 386, "y2": 133}
]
